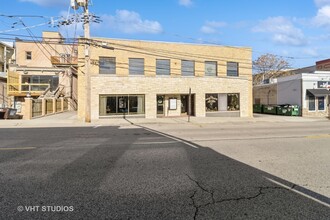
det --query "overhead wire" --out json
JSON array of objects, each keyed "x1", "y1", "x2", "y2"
[{"x1": 1, "y1": 8, "x2": 326, "y2": 73}]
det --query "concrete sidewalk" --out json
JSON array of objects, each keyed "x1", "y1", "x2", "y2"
[{"x1": 0, "y1": 111, "x2": 329, "y2": 128}]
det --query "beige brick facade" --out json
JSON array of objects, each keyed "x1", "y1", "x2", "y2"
[
  {"x1": 253, "y1": 84, "x2": 277, "y2": 105},
  {"x1": 77, "y1": 38, "x2": 253, "y2": 120},
  {"x1": 7, "y1": 32, "x2": 78, "y2": 118}
]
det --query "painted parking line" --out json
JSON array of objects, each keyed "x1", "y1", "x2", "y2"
[
  {"x1": 266, "y1": 177, "x2": 330, "y2": 208},
  {"x1": 132, "y1": 141, "x2": 178, "y2": 145},
  {"x1": 0, "y1": 147, "x2": 36, "y2": 151},
  {"x1": 306, "y1": 134, "x2": 330, "y2": 139}
]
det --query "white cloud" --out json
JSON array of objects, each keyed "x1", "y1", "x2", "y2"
[
  {"x1": 314, "y1": 0, "x2": 330, "y2": 7},
  {"x1": 314, "y1": 5, "x2": 330, "y2": 27},
  {"x1": 179, "y1": 0, "x2": 193, "y2": 7},
  {"x1": 102, "y1": 10, "x2": 163, "y2": 34},
  {"x1": 253, "y1": 17, "x2": 307, "y2": 46},
  {"x1": 200, "y1": 21, "x2": 227, "y2": 34},
  {"x1": 19, "y1": 0, "x2": 67, "y2": 7}
]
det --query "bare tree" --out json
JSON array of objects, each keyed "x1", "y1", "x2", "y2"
[{"x1": 253, "y1": 53, "x2": 290, "y2": 84}]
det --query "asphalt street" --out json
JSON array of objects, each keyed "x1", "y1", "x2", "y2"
[{"x1": 0, "y1": 122, "x2": 329, "y2": 219}]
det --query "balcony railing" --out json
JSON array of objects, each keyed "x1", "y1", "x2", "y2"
[
  {"x1": 7, "y1": 83, "x2": 50, "y2": 96},
  {"x1": 51, "y1": 56, "x2": 78, "y2": 65}
]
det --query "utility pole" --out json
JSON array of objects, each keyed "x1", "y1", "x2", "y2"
[
  {"x1": 188, "y1": 88, "x2": 191, "y2": 122},
  {"x1": 71, "y1": 0, "x2": 91, "y2": 122},
  {"x1": 83, "y1": 1, "x2": 91, "y2": 123}
]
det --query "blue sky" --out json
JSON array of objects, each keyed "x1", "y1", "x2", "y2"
[{"x1": 1, "y1": 0, "x2": 330, "y2": 68}]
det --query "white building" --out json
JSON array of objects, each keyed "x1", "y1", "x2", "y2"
[{"x1": 254, "y1": 71, "x2": 330, "y2": 117}]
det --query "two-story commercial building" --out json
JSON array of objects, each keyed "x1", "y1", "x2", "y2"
[{"x1": 77, "y1": 38, "x2": 253, "y2": 120}]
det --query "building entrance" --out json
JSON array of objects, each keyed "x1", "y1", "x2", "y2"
[
  {"x1": 181, "y1": 95, "x2": 195, "y2": 116},
  {"x1": 157, "y1": 95, "x2": 165, "y2": 116}
]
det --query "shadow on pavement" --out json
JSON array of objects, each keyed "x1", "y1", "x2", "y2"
[{"x1": 0, "y1": 125, "x2": 329, "y2": 219}]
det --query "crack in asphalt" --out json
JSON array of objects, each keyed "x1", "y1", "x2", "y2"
[
  {"x1": 186, "y1": 174, "x2": 292, "y2": 220},
  {"x1": 189, "y1": 190, "x2": 199, "y2": 220}
]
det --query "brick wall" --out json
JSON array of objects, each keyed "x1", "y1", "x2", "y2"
[{"x1": 78, "y1": 38, "x2": 252, "y2": 120}]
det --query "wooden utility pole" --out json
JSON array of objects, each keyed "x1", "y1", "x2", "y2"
[
  {"x1": 83, "y1": 1, "x2": 91, "y2": 123},
  {"x1": 188, "y1": 88, "x2": 191, "y2": 122},
  {"x1": 72, "y1": 0, "x2": 91, "y2": 122}
]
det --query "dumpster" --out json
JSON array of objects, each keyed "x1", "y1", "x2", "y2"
[
  {"x1": 285, "y1": 105, "x2": 300, "y2": 116},
  {"x1": 289, "y1": 105, "x2": 300, "y2": 116},
  {"x1": 253, "y1": 104, "x2": 263, "y2": 113},
  {"x1": 3, "y1": 108, "x2": 21, "y2": 119},
  {"x1": 276, "y1": 105, "x2": 289, "y2": 115},
  {"x1": 276, "y1": 105, "x2": 300, "y2": 116},
  {"x1": 262, "y1": 105, "x2": 277, "y2": 114},
  {"x1": 0, "y1": 108, "x2": 6, "y2": 119}
]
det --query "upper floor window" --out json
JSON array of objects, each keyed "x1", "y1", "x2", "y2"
[
  {"x1": 129, "y1": 58, "x2": 144, "y2": 75},
  {"x1": 227, "y1": 62, "x2": 238, "y2": 77},
  {"x1": 156, "y1": 59, "x2": 170, "y2": 76},
  {"x1": 99, "y1": 57, "x2": 116, "y2": 74},
  {"x1": 26, "y1": 51, "x2": 32, "y2": 60},
  {"x1": 205, "y1": 61, "x2": 217, "y2": 76},
  {"x1": 181, "y1": 60, "x2": 195, "y2": 76}
]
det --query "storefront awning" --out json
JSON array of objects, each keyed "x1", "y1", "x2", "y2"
[{"x1": 306, "y1": 89, "x2": 330, "y2": 97}]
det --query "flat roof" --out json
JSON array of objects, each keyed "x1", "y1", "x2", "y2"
[
  {"x1": 90, "y1": 36, "x2": 252, "y2": 49},
  {"x1": 0, "y1": 41, "x2": 14, "y2": 48}
]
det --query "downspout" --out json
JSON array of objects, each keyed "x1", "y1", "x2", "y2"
[
  {"x1": 267, "y1": 90, "x2": 271, "y2": 105},
  {"x1": 4, "y1": 46, "x2": 7, "y2": 72},
  {"x1": 300, "y1": 79, "x2": 303, "y2": 116},
  {"x1": 4, "y1": 46, "x2": 7, "y2": 107}
]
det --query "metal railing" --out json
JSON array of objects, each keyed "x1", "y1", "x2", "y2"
[
  {"x1": 64, "y1": 98, "x2": 69, "y2": 111},
  {"x1": 51, "y1": 56, "x2": 78, "y2": 65},
  {"x1": 7, "y1": 83, "x2": 50, "y2": 95},
  {"x1": 32, "y1": 99, "x2": 42, "y2": 117},
  {"x1": 46, "y1": 99, "x2": 53, "y2": 114},
  {"x1": 56, "y1": 99, "x2": 62, "y2": 112}
]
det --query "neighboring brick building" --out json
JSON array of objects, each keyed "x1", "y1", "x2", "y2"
[
  {"x1": 77, "y1": 38, "x2": 253, "y2": 120},
  {"x1": 7, "y1": 32, "x2": 78, "y2": 115},
  {"x1": 0, "y1": 42, "x2": 14, "y2": 107}
]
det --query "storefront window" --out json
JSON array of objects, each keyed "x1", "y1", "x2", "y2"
[
  {"x1": 318, "y1": 97, "x2": 325, "y2": 111},
  {"x1": 227, "y1": 93, "x2": 240, "y2": 111},
  {"x1": 205, "y1": 93, "x2": 240, "y2": 112},
  {"x1": 309, "y1": 96, "x2": 315, "y2": 111},
  {"x1": 100, "y1": 95, "x2": 145, "y2": 116},
  {"x1": 205, "y1": 94, "x2": 218, "y2": 111}
]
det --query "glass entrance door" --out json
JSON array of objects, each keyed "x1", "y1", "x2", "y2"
[
  {"x1": 181, "y1": 95, "x2": 195, "y2": 116},
  {"x1": 157, "y1": 95, "x2": 164, "y2": 115}
]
